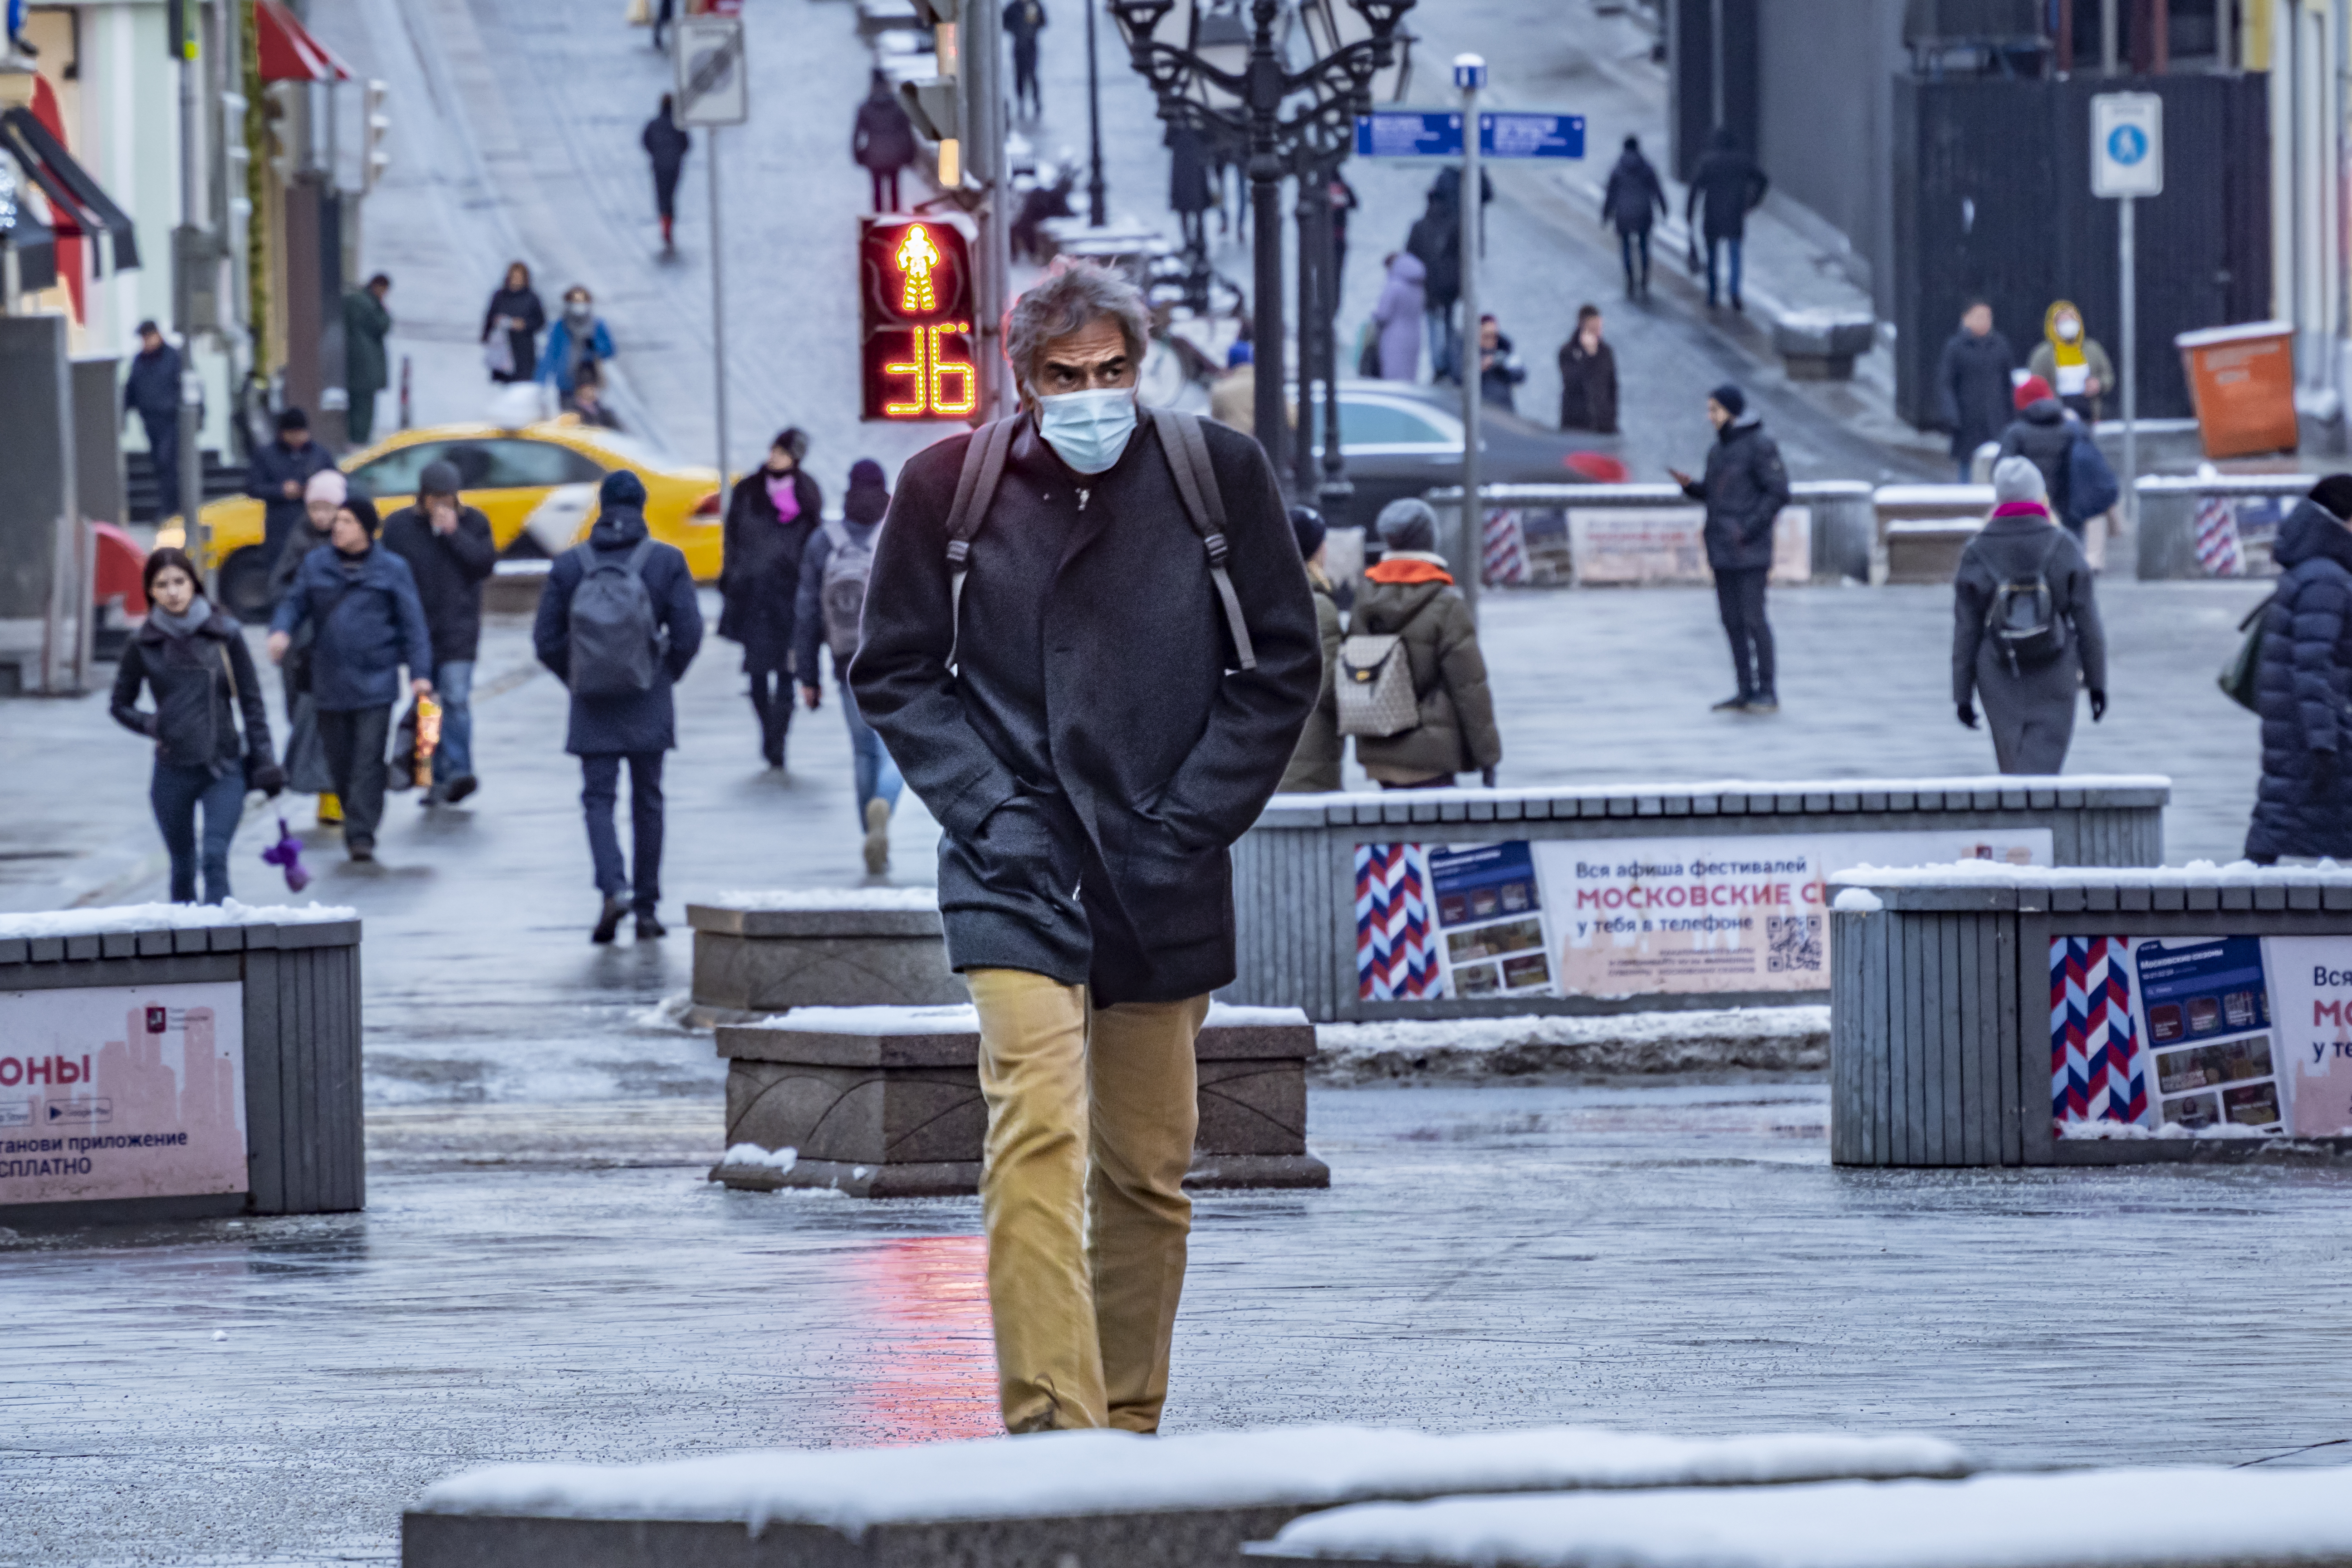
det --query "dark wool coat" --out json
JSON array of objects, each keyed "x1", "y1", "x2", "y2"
[
  {"x1": 534, "y1": 507, "x2": 704, "y2": 756},
  {"x1": 1685, "y1": 144, "x2": 1768, "y2": 240},
  {"x1": 123, "y1": 343, "x2": 182, "y2": 420},
  {"x1": 110, "y1": 609, "x2": 273, "y2": 774},
  {"x1": 1997, "y1": 400, "x2": 2080, "y2": 524},
  {"x1": 245, "y1": 437, "x2": 338, "y2": 563},
  {"x1": 1952, "y1": 509, "x2": 2107, "y2": 775},
  {"x1": 2247, "y1": 501, "x2": 2352, "y2": 861},
  {"x1": 853, "y1": 96, "x2": 916, "y2": 172},
  {"x1": 380, "y1": 503, "x2": 498, "y2": 665},
  {"x1": 1936, "y1": 328, "x2": 2018, "y2": 460},
  {"x1": 719, "y1": 468, "x2": 822, "y2": 672},
  {"x1": 268, "y1": 544, "x2": 435, "y2": 712},
  {"x1": 481, "y1": 285, "x2": 546, "y2": 383},
  {"x1": 1350, "y1": 559, "x2": 1503, "y2": 786},
  {"x1": 642, "y1": 113, "x2": 690, "y2": 177},
  {"x1": 1600, "y1": 149, "x2": 1666, "y2": 234},
  {"x1": 851, "y1": 413, "x2": 1320, "y2": 1006},
  {"x1": 1682, "y1": 416, "x2": 1789, "y2": 573},
  {"x1": 1558, "y1": 336, "x2": 1618, "y2": 434},
  {"x1": 1278, "y1": 573, "x2": 1344, "y2": 793}
]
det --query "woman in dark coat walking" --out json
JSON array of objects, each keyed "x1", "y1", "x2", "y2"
[
  {"x1": 480, "y1": 261, "x2": 546, "y2": 384},
  {"x1": 1952, "y1": 457, "x2": 2107, "y2": 775},
  {"x1": 110, "y1": 549, "x2": 283, "y2": 903},
  {"x1": 2246, "y1": 478, "x2": 2352, "y2": 862},
  {"x1": 643, "y1": 96, "x2": 691, "y2": 252},
  {"x1": 853, "y1": 72, "x2": 916, "y2": 214},
  {"x1": 720, "y1": 427, "x2": 823, "y2": 768}
]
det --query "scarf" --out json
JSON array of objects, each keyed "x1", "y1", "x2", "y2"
[
  {"x1": 765, "y1": 471, "x2": 802, "y2": 524},
  {"x1": 2044, "y1": 302, "x2": 2087, "y2": 370},
  {"x1": 147, "y1": 595, "x2": 213, "y2": 641}
]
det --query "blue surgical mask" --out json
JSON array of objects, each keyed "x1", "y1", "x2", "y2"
[{"x1": 1035, "y1": 387, "x2": 1138, "y2": 475}]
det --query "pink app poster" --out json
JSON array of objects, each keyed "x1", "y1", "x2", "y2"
[{"x1": 0, "y1": 982, "x2": 247, "y2": 1205}]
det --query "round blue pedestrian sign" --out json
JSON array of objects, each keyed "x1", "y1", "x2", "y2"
[{"x1": 2107, "y1": 124, "x2": 2148, "y2": 165}]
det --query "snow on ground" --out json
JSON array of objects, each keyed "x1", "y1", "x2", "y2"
[
  {"x1": 0, "y1": 901, "x2": 358, "y2": 941},
  {"x1": 1310, "y1": 1009, "x2": 1829, "y2": 1085},
  {"x1": 1257, "y1": 1467, "x2": 2352, "y2": 1568},
  {"x1": 416, "y1": 1427, "x2": 1968, "y2": 1533}
]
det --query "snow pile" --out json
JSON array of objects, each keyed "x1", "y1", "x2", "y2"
[
  {"x1": 630, "y1": 990, "x2": 698, "y2": 1033},
  {"x1": 719, "y1": 1143, "x2": 798, "y2": 1171},
  {"x1": 1830, "y1": 888, "x2": 1883, "y2": 914},
  {"x1": 1833, "y1": 858, "x2": 2352, "y2": 891},
  {"x1": 2058, "y1": 1118, "x2": 2270, "y2": 1142},
  {"x1": 1206, "y1": 1004, "x2": 1313, "y2": 1028},
  {"x1": 415, "y1": 1426, "x2": 1968, "y2": 1534},
  {"x1": 1259, "y1": 1466, "x2": 2352, "y2": 1567},
  {"x1": 0, "y1": 899, "x2": 359, "y2": 941},
  {"x1": 1313, "y1": 1008, "x2": 1829, "y2": 1085},
  {"x1": 709, "y1": 887, "x2": 940, "y2": 911}
]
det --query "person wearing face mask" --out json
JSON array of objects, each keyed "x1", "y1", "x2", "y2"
[
  {"x1": 2027, "y1": 300, "x2": 2116, "y2": 425},
  {"x1": 720, "y1": 428, "x2": 823, "y2": 769},
  {"x1": 267, "y1": 495, "x2": 435, "y2": 863},
  {"x1": 272, "y1": 468, "x2": 352, "y2": 825},
  {"x1": 537, "y1": 287, "x2": 615, "y2": 404},
  {"x1": 111, "y1": 548, "x2": 284, "y2": 904},
  {"x1": 853, "y1": 263, "x2": 1319, "y2": 1436},
  {"x1": 381, "y1": 461, "x2": 498, "y2": 804}
]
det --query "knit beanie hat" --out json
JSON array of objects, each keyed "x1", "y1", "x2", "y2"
[
  {"x1": 1992, "y1": 455, "x2": 2048, "y2": 505},
  {"x1": 1708, "y1": 382, "x2": 1745, "y2": 418},
  {"x1": 600, "y1": 469, "x2": 647, "y2": 509},
  {"x1": 1376, "y1": 498, "x2": 1438, "y2": 554},
  {"x1": 2014, "y1": 374, "x2": 2055, "y2": 409},
  {"x1": 1289, "y1": 505, "x2": 1327, "y2": 562},
  {"x1": 305, "y1": 469, "x2": 348, "y2": 505},
  {"x1": 844, "y1": 458, "x2": 891, "y2": 525}
]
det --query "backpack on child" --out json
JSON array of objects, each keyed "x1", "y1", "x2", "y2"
[
  {"x1": 566, "y1": 539, "x2": 662, "y2": 696},
  {"x1": 1336, "y1": 633, "x2": 1419, "y2": 736},
  {"x1": 817, "y1": 519, "x2": 876, "y2": 666}
]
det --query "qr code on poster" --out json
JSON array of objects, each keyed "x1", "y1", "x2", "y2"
[{"x1": 1767, "y1": 915, "x2": 1823, "y2": 972}]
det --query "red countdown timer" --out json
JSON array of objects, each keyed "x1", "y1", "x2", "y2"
[{"x1": 860, "y1": 216, "x2": 980, "y2": 421}]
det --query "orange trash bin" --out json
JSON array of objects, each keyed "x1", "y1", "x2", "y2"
[{"x1": 2176, "y1": 320, "x2": 2299, "y2": 459}]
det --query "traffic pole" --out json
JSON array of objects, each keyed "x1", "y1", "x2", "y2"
[
  {"x1": 2119, "y1": 191, "x2": 2136, "y2": 534},
  {"x1": 1455, "y1": 54, "x2": 1485, "y2": 619},
  {"x1": 172, "y1": 2, "x2": 207, "y2": 590},
  {"x1": 709, "y1": 125, "x2": 729, "y2": 489}
]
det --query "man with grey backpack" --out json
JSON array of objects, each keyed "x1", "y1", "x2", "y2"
[
  {"x1": 798, "y1": 458, "x2": 905, "y2": 874},
  {"x1": 1951, "y1": 456, "x2": 2106, "y2": 775},
  {"x1": 1339, "y1": 499, "x2": 1502, "y2": 789},
  {"x1": 534, "y1": 470, "x2": 704, "y2": 942}
]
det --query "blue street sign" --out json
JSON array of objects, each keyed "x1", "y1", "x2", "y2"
[
  {"x1": 1480, "y1": 112, "x2": 1584, "y2": 159},
  {"x1": 2107, "y1": 124, "x2": 2148, "y2": 164},
  {"x1": 1355, "y1": 111, "x2": 1464, "y2": 159}
]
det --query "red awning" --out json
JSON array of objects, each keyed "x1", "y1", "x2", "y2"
[{"x1": 254, "y1": 0, "x2": 353, "y2": 83}]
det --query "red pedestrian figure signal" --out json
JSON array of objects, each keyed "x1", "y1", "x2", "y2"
[{"x1": 861, "y1": 217, "x2": 978, "y2": 422}]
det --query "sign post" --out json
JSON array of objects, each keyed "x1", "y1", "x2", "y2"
[
  {"x1": 676, "y1": 16, "x2": 747, "y2": 490},
  {"x1": 1455, "y1": 54, "x2": 1486, "y2": 618},
  {"x1": 2092, "y1": 92, "x2": 2161, "y2": 534}
]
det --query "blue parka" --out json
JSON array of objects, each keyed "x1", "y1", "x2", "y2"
[
  {"x1": 2246, "y1": 499, "x2": 2352, "y2": 861},
  {"x1": 533, "y1": 506, "x2": 703, "y2": 755},
  {"x1": 269, "y1": 543, "x2": 434, "y2": 712}
]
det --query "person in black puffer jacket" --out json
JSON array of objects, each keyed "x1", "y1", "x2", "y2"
[
  {"x1": 111, "y1": 548, "x2": 283, "y2": 904},
  {"x1": 2246, "y1": 477, "x2": 2352, "y2": 863}
]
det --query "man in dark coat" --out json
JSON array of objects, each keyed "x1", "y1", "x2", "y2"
[
  {"x1": 1674, "y1": 382, "x2": 1790, "y2": 714},
  {"x1": 853, "y1": 72, "x2": 916, "y2": 214},
  {"x1": 720, "y1": 428, "x2": 823, "y2": 768},
  {"x1": 245, "y1": 407, "x2": 338, "y2": 575},
  {"x1": 1684, "y1": 127, "x2": 1769, "y2": 311},
  {"x1": 1935, "y1": 301, "x2": 2017, "y2": 483},
  {"x1": 266, "y1": 495, "x2": 434, "y2": 862},
  {"x1": 2247, "y1": 478, "x2": 2352, "y2": 864},
  {"x1": 381, "y1": 460, "x2": 498, "y2": 804},
  {"x1": 643, "y1": 96, "x2": 691, "y2": 252},
  {"x1": 1004, "y1": 0, "x2": 1047, "y2": 118},
  {"x1": 1558, "y1": 305, "x2": 1618, "y2": 434},
  {"x1": 1406, "y1": 167, "x2": 1490, "y2": 383},
  {"x1": 852, "y1": 264, "x2": 1318, "y2": 1436},
  {"x1": 1997, "y1": 375, "x2": 2081, "y2": 530},
  {"x1": 1600, "y1": 135, "x2": 1666, "y2": 299},
  {"x1": 343, "y1": 274, "x2": 392, "y2": 445},
  {"x1": 534, "y1": 470, "x2": 704, "y2": 941},
  {"x1": 124, "y1": 322, "x2": 184, "y2": 521}
]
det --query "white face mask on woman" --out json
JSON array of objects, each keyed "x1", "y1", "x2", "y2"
[{"x1": 1034, "y1": 387, "x2": 1137, "y2": 475}]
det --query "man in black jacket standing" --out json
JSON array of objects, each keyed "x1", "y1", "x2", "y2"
[
  {"x1": 853, "y1": 264, "x2": 1318, "y2": 1436},
  {"x1": 1674, "y1": 382, "x2": 1790, "y2": 714},
  {"x1": 123, "y1": 322, "x2": 184, "y2": 522},
  {"x1": 245, "y1": 408, "x2": 338, "y2": 573},
  {"x1": 1935, "y1": 301, "x2": 2017, "y2": 483},
  {"x1": 382, "y1": 461, "x2": 497, "y2": 804}
]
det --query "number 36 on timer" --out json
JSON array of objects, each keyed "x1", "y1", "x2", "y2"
[{"x1": 860, "y1": 217, "x2": 980, "y2": 421}]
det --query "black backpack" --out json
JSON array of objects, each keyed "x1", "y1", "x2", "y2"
[{"x1": 1975, "y1": 529, "x2": 2069, "y2": 675}]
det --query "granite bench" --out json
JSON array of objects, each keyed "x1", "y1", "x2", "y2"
[
  {"x1": 1246, "y1": 1465, "x2": 2352, "y2": 1568},
  {"x1": 709, "y1": 1003, "x2": 1328, "y2": 1196},
  {"x1": 400, "y1": 1424, "x2": 1972, "y2": 1568},
  {"x1": 686, "y1": 890, "x2": 962, "y2": 1020}
]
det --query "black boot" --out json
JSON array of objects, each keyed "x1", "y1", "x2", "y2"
[{"x1": 592, "y1": 895, "x2": 628, "y2": 945}]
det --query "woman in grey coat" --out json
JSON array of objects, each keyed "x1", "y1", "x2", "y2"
[{"x1": 1952, "y1": 456, "x2": 2108, "y2": 774}]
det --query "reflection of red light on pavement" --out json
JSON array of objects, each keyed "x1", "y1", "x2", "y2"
[{"x1": 845, "y1": 1235, "x2": 997, "y2": 1440}]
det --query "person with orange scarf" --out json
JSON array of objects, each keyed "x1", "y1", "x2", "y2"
[{"x1": 1352, "y1": 500, "x2": 1502, "y2": 789}]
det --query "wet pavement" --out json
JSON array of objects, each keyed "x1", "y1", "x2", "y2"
[{"x1": 9, "y1": 1082, "x2": 2352, "y2": 1565}]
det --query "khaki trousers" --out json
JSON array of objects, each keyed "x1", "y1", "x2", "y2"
[{"x1": 965, "y1": 967, "x2": 1207, "y2": 1434}]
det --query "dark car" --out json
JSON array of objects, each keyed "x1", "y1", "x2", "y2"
[{"x1": 1298, "y1": 379, "x2": 1619, "y2": 532}]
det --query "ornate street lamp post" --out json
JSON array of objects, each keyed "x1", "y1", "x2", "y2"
[{"x1": 1106, "y1": 0, "x2": 1414, "y2": 495}]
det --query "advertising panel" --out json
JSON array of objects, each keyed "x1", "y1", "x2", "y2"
[
  {"x1": 2050, "y1": 935, "x2": 2352, "y2": 1139},
  {"x1": 1353, "y1": 829, "x2": 2051, "y2": 1003},
  {"x1": 1565, "y1": 506, "x2": 1811, "y2": 586},
  {"x1": 0, "y1": 983, "x2": 247, "y2": 1205}
]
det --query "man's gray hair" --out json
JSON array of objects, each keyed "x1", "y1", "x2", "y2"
[{"x1": 1005, "y1": 262, "x2": 1151, "y2": 395}]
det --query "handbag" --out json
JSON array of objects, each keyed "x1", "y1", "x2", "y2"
[
  {"x1": 2218, "y1": 592, "x2": 2277, "y2": 713},
  {"x1": 1336, "y1": 633, "x2": 1419, "y2": 738}
]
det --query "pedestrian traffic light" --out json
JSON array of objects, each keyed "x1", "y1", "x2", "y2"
[{"x1": 860, "y1": 216, "x2": 979, "y2": 421}]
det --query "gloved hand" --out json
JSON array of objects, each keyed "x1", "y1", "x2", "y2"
[
  {"x1": 1480, "y1": 766, "x2": 1497, "y2": 788},
  {"x1": 1956, "y1": 702, "x2": 1978, "y2": 730},
  {"x1": 2089, "y1": 688, "x2": 2107, "y2": 722},
  {"x1": 250, "y1": 763, "x2": 287, "y2": 799},
  {"x1": 2313, "y1": 749, "x2": 2340, "y2": 797}
]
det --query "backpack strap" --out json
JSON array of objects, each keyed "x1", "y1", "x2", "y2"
[
  {"x1": 942, "y1": 417, "x2": 1018, "y2": 666},
  {"x1": 627, "y1": 538, "x2": 656, "y2": 575},
  {"x1": 820, "y1": 517, "x2": 853, "y2": 552},
  {"x1": 1150, "y1": 407, "x2": 1258, "y2": 672}
]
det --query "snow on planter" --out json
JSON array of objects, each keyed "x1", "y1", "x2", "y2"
[
  {"x1": 0, "y1": 899, "x2": 358, "y2": 941},
  {"x1": 1248, "y1": 1466, "x2": 2352, "y2": 1567}
]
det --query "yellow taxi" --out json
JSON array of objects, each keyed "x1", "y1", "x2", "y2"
[{"x1": 177, "y1": 417, "x2": 725, "y2": 618}]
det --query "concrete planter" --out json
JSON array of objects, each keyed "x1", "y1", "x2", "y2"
[
  {"x1": 686, "y1": 893, "x2": 961, "y2": 1019},
  {"x1": 1770, "y1": 309, "x2": 1877, "y2": 381},
  {"x1": 710, "y1": 1004, "x2": 1328, "y2": 1196}
]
